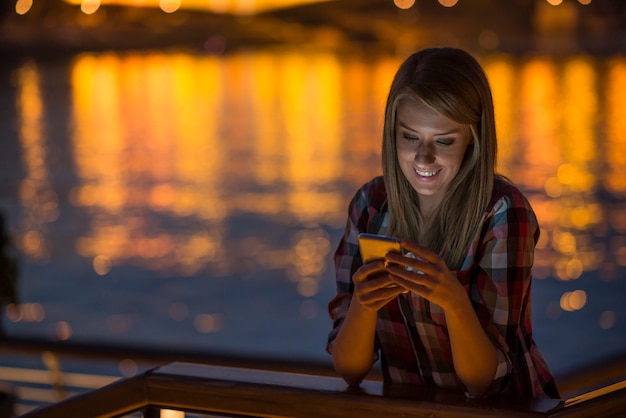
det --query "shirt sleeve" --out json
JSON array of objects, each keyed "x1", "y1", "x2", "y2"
[
  {"x1": 326, "y1": 196, "x2": 365, "y2": 355},
  {"x1": 469, "y1": 189, "x2": 539, "y2": 397},
  {"x1": 326, "y1": 178, "x2": 386, "y2": 356}
]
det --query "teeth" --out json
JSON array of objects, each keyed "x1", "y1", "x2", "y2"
[{"x1": 415, "y1": 169, "x2": 438, "y2": 177}]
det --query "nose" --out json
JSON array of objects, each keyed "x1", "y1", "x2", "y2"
[{"x1": 414, "y1": 142, "x2": 435, "y2": 164}]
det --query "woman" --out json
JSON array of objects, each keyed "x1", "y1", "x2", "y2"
[{"x1": 327, "y1": 47, "x2": 559, "y2": 399}]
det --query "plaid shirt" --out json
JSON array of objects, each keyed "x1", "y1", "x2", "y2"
[{"x1": 327, "y1": 176, "x2": 559, "y2": 399}]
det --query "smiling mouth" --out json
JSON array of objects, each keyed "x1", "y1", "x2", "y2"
[{"x1": 415, "y1": 168, "x2": 441, "y2": 177}]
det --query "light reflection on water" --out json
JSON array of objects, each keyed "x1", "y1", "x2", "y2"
[{"x1": 2, "y1": 49, "x2": 626, "y2": 376}]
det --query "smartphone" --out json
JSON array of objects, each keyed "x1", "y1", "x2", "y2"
[{"x1": 357, "y1": 233, "x2": 401, "y2": 263}]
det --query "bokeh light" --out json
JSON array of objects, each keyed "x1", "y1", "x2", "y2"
[
  {"x1": 81, "y1": 0, "x2": 101, "y2": 14},
  {"x1": 119, "y1": 359, "x2": 138, "y2": 377},
  {"x1": 194, "y1": 314, "x2": 223, "y2": 333},
  {"x1": 159, "y1": 0, "x2": 181, "y2": 13},
  {"x1": 393, "y1": 0, "x2": 415, "y2": 9},
  {"x1": 15, "y1": 0, "x2": 33, "y2": 15},
  {"x1": 599, "y1": 311, "x2": 616, "y2": 329},
  {"x1": 560, "y1": 290, "x2": 587, "y2": 311},
  {"x1": 55, "y1": 321, "x2": 73, "y2": 340},
  {"x1": 438, "y1": 0, "x2": 459, "y2": 7}
]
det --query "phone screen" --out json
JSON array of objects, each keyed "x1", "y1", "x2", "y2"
[{"x1": 357, "y1": 233, "x2": 401, "y2": 263}]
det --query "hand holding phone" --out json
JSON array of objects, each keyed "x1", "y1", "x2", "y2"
[{"x1": 357, "y1": 233, "x2": 402, "y2": 263}]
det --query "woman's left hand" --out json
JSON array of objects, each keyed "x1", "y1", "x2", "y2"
[{"x1": 384, "y1": 240, "x2": 465, "y2": 311}]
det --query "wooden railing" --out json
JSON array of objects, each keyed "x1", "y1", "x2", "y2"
[
  {"x1": 3, "y1": 335, "x2": 626, "y2": 398},
  {"x1": 15, "y1": 361, "x2": 626, "y2": 418},
  {"x1": 2, "y1": 337, "x2": 626, "y2": 417}
]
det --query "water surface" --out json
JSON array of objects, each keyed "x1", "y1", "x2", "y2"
[{"x1": 1, "y1": 48, "x2": 625, "y2": 379}]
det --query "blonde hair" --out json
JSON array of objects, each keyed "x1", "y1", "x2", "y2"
[{"x1": 382, "y1": 47, "x2": 497, "y2": 270}]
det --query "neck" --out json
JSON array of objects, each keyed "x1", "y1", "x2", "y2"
[{"x1": 418, "y1": 195, "x2": 441, "y2": 221}]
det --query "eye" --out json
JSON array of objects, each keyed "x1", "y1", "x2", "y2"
[
  {"x1": 402, "y1": 133, "x2": 419, "y2": 142},
  {"x1": 436, "y1": 138, "x2": 454, "y2": 146}
]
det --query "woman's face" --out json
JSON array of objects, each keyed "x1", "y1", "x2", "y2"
[{"x1": 395, "y1": 97, "x2": 473, "y2": 214}]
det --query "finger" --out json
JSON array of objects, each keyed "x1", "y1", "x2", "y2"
[
  {"x1": 386, "y1": 264, "x2": 433, "y2": 283},
  {"x1": 386, "y1": 266, "x2": 438, "y2": 296},
  {"x1": 388, "y1": 272, "x2": 431, "y2": 297},
  {"x1": 360, "y1": 276, "x2": 404, "y2": 295},
  {"x1": 354, "y1": 273, "x2": 403, "y2": 302},
  {"x1": 399, "y1": 241, "x2": 441, "y2": 264},
  {"x1": 353, "y1": 260, "x2": 386, "y2": 284},
  {"x1": 384, "y1": 253, "x2": 432, "y2": 276},
  {"x1": 358, "y1": 285, "x2": 408, "y2": 310},
  {"x1": 359, "y1": 283, "x2": 406, "y2": 301}
]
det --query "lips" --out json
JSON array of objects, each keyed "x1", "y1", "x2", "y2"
[{"x1": 415, "y1": 168, "x2": 441, "y2": 177}]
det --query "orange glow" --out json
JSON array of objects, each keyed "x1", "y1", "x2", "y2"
[
  {"x1": 161, "y1": 410, "x2": 185, "y2": 418},
  {"x1": 14, "y1": 49, "x2": 626, "y2": 325},
  {"x1": 64, "y1": 0, "x2": 332, "y2": 14},
  {"x1": 394, "y1": 0, "x2": 415, "y2": 9},
  {"x1": 484, "y1": 55, "x2": 516, "y2": 176},
  {"x1": 438, "y1": 0, "x2": 459, "y2": 7},
  {"x1": 250, "y1": 52, "x2": 283, "y2": 186},
  {"x1": 560, "y1": 290, "x2": 587, "y2": 311},
  {"x1": 605, "y1": 58, "x2": 626, "y2": 196},
  {"x1": 15, "y1": 61, "x2": 58, "y2": 262},
  {"x1": 81, "y1": 0, "x2": 101, "y2": 14},
  {"x1": 159, "y1": 0, "x2": 181, "y2": 13},
  {"x1": 553, "y1": 231, "x2": 576, "y2": 255},
  {"x1": 517, "y1": 58, "x2": 561, "y2": 190},
  {"x1": 560, "y1": 56, "x2": 596, "y2": 193},
  {"x1": 70, "y1": 52, "x2": 232, "y2": 275},
  {"x1": 15, "y1": 0, "x2": 33, "y2": 14},
  {"x1": 290, "y1": 53, "x2": 342, "y2": 220},
  {"x1": 341, "y1": 56, "x2": 400, "y2": 185}
]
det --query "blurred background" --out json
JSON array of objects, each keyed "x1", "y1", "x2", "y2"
[{"x1": 0, "y1": 0, "x2": 625, "y2": 414}]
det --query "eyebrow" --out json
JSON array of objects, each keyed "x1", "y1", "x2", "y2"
[{"x1": 397, "y1": 121, "x2": 462, "y2": 136}]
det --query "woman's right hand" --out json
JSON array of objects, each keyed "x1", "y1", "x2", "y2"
[{"x1": 352, "y1": 257, "x2": 407, "y2": 312}]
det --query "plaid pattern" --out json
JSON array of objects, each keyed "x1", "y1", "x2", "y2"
[{"x1": 327, "y1": 176, "x2": 559, "y2": 399}]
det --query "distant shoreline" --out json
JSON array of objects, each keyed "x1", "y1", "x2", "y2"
[{"x1": 1, "y1": 1, "x2": 625, "y2": 58}]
